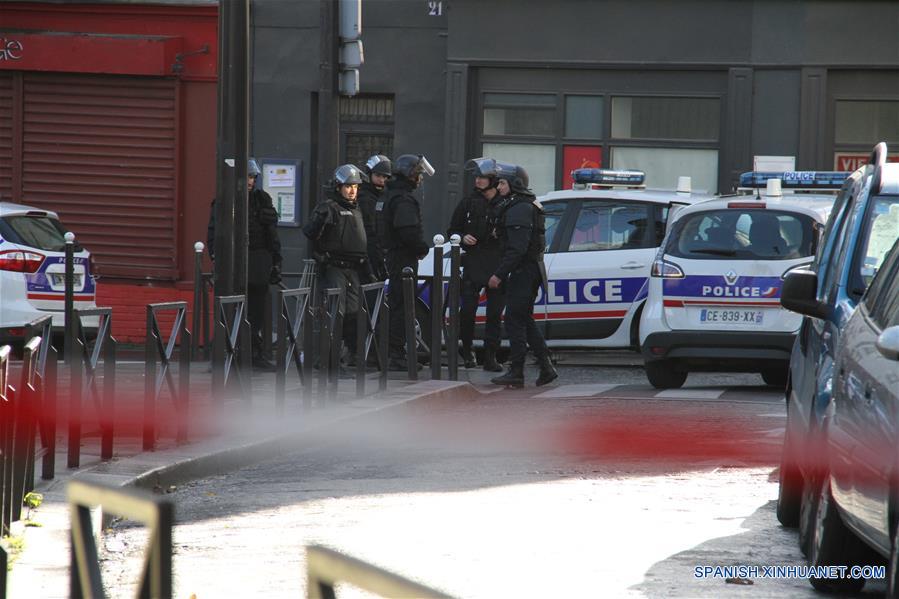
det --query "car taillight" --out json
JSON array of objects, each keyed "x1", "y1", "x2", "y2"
[
  {"x1": 0, "y1": 250, "x2": 45, "y2": 273},
  {"x1": 650, "y1": 258, "x2": 685, "y2": 278}
]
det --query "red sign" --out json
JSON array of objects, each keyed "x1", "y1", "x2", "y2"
[
  {"x1": 562, "y1": 146, "x2": 602, "y2": 190},
  {"x1": 0, "y1": 31, "x2": 183, "y2": 77},
  {"x1": 834, "y1": 152, "x2": 899, "y2": 172}
]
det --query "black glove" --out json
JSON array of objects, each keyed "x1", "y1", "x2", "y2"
[{"x1": 269, "y1": 264, "x2": 282, "y2": 285}]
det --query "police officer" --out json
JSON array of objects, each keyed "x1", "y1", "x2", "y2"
[
  {"x1": 448, "y1": 157, "x2": 504, "y2": 371},
  {"x1": 207, "y1": 158, "x2": 282, "y2": 371},
  {"x1": 376, "y1": 153, "x2": 435, "y2": 370},
  {"x1": 302, "y1": 164, "x2": 370, "y2": 365},
  {"x1": 488, "y1": 164, "x2": 558, "y2": 388},
  {"x1": 357, "y1": 154, "x2": 391, "y2": 281}
]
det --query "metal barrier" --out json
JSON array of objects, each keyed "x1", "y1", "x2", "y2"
[
  {"x1": 24, "y1": 315, "x2": 58, "y2": 481},
  {"x1": 306, "y1": 544, "x2": 453, "y2": 599},
  {"x1": 354, "y1": 281, "x2": 389, "y2": 397},
  {"x1": 275, "y1": 286, "x2": 314, "y2": 412},
  {"x1": 0, "y1": 345, "x2": 13, "y2": 535},
  {"x1": 10, "y1": 337, "x2": 41, "y2": 525},
  {"x1": 446, "y1": 236, "x2": 462, "y2": 381},
  {"x1": 69, "y1": 308, "x2": 116, "y2": 469},
  {"x1": 212, "y1": 295, "x2": 251, "y2": 403},
  {"x1": 401, "y1": 268, "x2": 418, "y2": 380},
  {"x1": 430, "y1": 236, "x2": 445, "y2": 380},
  {"x1": 191, "y1": 242, "x2": 213, "y2": 361},
  {"x1": 145, "y1": 302, "x2": 191, "y2": 451},
  {"x1": 318, "y1": 288, "x2": 344, "y2": 401},
  {"x1": 68, "y1": 479, "x2": 173, "y2": 599}
]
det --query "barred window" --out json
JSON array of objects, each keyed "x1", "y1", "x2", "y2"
[{"x1": 339, "y1": 95, "x2": 394, "y2": 123}]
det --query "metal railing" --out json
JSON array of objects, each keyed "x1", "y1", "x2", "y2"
[
  {"x1": 354, "y1": 281, "x2": 389, "y2": 397},
  {"x1": 318, "y1": 288, "x2": 345, "y2": 401},
  {"x1": 0, "y1": 345, "x2": 13, "y2": 535},
  {"x1": 212, "y1": 295, "x2": 251, "y2": 403},
  {"x1": 69, "y1": 308, "x2": 116, "y2": 469},
  {"x1": 306, "y1": 545, "x2": 453, "y2": 599},
  {"x1": 191, "y1": 242, "x2": 213, "y2": 361},
  {"x1": 24, "y1": 314, "x2": 58, "y2": 481},
  {"x1": 275, "y1": 286, "x2": 314, "y2": 412},
  {"x1": 10, "y1": 337, "x2": 41, "y2": 525},
  {"x1": 145, "y1": 302, "x2": 191, "y2": 451},
  {"x1": 68, "y1": 479, "x2": 173, "y2": 599}
]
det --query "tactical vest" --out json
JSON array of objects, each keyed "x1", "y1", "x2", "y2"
[
  {"x1": 498, "y1": 194, "x2": 546, "y2": 262},
  {"x1": 315, "y1": 199, "x2": 367, "y2": 258}
]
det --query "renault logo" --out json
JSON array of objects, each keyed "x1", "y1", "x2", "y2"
[{"x1": 724, "y1": 270, "x2": 738, "y2": 285}]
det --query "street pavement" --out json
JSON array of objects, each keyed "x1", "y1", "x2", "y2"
[
  {"x1": 79, "y1": 360, "x2": 879, "y2": 599},
  {"x1": 6, "y1": 358, "x2": 477, "y2": 599}
]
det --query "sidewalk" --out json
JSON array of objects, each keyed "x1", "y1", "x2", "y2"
[{"x1": 7, "y1": 359, "x2": 496, "y2": 599}]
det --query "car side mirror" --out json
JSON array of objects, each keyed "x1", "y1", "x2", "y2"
[
  {"x1": 781, "y1": 270, "x2": 830, "y2": 319},
  {"x1": 876, "y1": 326, "x2": 899, "y2": 361}
]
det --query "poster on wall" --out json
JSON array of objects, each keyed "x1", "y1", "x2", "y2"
[
  {"x1": 261, "y1": 159, "x2": 302, "y2": 226},
  {"x1": 562, "y1": 146, "x2": 602, "y2": 189}
]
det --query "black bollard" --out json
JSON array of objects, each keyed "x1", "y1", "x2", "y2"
[
  {"x1": 401, "y1": 267, "x2": 417, "y2": 380},
  {"x1": 430, "y1": 235, "x2": 444, "y2": 380},
  {"x1": 447, "y1": 234, "x2": 462, "y2": 381}
]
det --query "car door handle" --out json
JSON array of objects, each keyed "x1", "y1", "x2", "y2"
[
  {"x1": 864, "y1": 387, "x2": 873, "y2": 402},
  {"x1": 620, "y1": 262, "x2": 645, "y2": 270}
]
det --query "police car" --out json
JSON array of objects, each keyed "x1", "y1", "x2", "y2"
[
  {"x1": 418, "y1": 169, "x2": 711, "y2": 350},
  {"x1": 0, "y1": 202, "x2": 97, "y2": 345},
  {"x1": 638, "y1": 171, "x2": 847, "y2": 389}
]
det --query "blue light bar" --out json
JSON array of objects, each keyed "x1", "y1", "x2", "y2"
[
  {"x1": 571, "y1": 168, "x2": 645, "y2": 186},
  {"x1": 739, "y1": 171, "x2": 849, "y2": 189}
]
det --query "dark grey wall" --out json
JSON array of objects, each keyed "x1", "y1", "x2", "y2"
[{"x1": 249, "y1": 0, "x2": 448, "y2": 269}]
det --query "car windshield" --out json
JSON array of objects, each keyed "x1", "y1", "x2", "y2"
[
  {"x1": 858, "y1": 195, "x2": 899, "y2": 286},
  {"x1": 4, "y1": 214, "x2": 68, "y2": 251},
  {"x1": 668, "y1": 208, "x2": 817, "y2": 261}
]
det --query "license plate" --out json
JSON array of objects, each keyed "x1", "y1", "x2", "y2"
[
  {"x1": 49, "y1": 273, "x2": 82, "y2": 287},
  {"x1": 700, "y1": 308, "x2": 764, "y2": 325}
]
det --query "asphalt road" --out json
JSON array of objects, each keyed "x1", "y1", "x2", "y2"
[{"x1": 98, "y1": 363, "x2": 888, "y2": 598}]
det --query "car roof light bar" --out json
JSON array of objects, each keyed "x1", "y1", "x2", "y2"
[
  {"x1": 571, "y1": 168, "x2": 646, "y2": 188},
  {"x1": 738, "y1": 171, "x2": 849, "y2": 190}
]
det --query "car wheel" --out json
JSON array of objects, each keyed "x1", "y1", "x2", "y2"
[
  {"x1": 645, "y1": 361, "x2": 687, "y2": 389},
  {"x1": 761, "y1": 368, "x2": 788, "y2": 388},
  {"x1": 776, "y1": 423, "x2": 802, "y2": 527},
  {"x1": 807, "y1": 473, "x2": 867, "y2": 593},
  {"x1": 798, "y1": 470, "x2": 819, "y2": 556}
]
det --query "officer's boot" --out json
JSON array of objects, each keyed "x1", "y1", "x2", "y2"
[
  {"x1": 535, "y1": 353, "x2": 559, "y2": 387},
  {"x1": 491, "y1": 363, "x2": 525, "y2": 388},
  {"x1": 482, "y1": 344, "x2": 503, "y2": 372},
  {"x1": 460, "y1": 345, "x2": 477, "y2": 369}
]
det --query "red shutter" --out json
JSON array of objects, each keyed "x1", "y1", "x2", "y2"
[
  {"x1": 22, "y1": 73, "x2": 178, "y2": 280},
  {"x1": 0, "y1": 73, "x2": 12, "y2": 202}
]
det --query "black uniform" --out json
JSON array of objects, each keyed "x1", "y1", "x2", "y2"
[
  {"x1": 206, "y1": 189, "x2": 282, "y2": 362},
  {"x1": 302, "y1": 190, "x2": 369, "y2": 354},
  {"x1": 494, "y1": 190, "x2": 548, "y2": 369},
  {"x1": 357, "y1": 180, "x2": 388, "y2": 280},
  {"x1": 377, "y1": 176, "x2": 428, "y2": 358},
  {"x1": 447, "y1": 190, "x2": 505, "y2": 354}
]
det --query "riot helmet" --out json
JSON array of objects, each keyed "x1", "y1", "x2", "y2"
[
  {"x1": 365, "y1": 154, "x2": 392, "y2": 178},
  {"x1": 495, "y1": 162, "x2": 530, "y2": 193},
  {"x1": 392, "y1": 154, "x2": 436, "y2": 187},
  {"x1": 333, "y1": 164, "x2": 363, "y2": 186},
  {"x1": 465, "y1": 157, "x2": 498, "y2": 179},
  {"x1": 248, "y1": 159, "x2": 262, "y2": 178}
]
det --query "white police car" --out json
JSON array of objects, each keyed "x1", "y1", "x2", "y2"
[
  {"x1": 639, "y1": 171, "x2": 846, "y2": 388},
  {"x1": 0, "y1": 202, "x2": 97, "y2": 345},
  {"x1": 420, "y1": 169, "x2": 711, "y2": 349}
]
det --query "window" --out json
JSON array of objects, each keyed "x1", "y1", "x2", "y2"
[
  {"x1": 669, "y1": 209, "x2": 817, "y2": 261},
  {"x1": 481, "y1": 142, "x2": 556, "y2": 196},
  {"x1": 835, "y1": 100, "x2": 899, "y2": 145},
  {"x1": 567, "y1": 201, "x2": 654, "y2": 252},
  {"x1": 865, "y1": 237, "x2": 899, "y2": 329},
  {"x1": 543, "y1": 201, "x2": 568, "y2": 251},
  {"x1": 3, "y1": 214, "x2": 67, "y2": 251},
  {"x1": 857, "y1": 196, "x2": 899, "y2": 285},
  {"x1": 611, "y1": 97, "x2": 719, "y2": 141},
  {"x1": 340, "y1": 94, "x2": 394, "y2": 167},
  {"x1": 612, "y1": 147, "x2": 718, "y2": 193},
  {"x1": 483, "y1": 93, "x2": 555, "y2": 137},
  {"x1": 344, "y1": 134, "x2": 393, "y2": 170},
  {"x1": 339, "y1": 95, "x2": 394, "y2": 123},
  {"x1": 565, "y1": 96, "x2": 603, "y2": 139}
]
